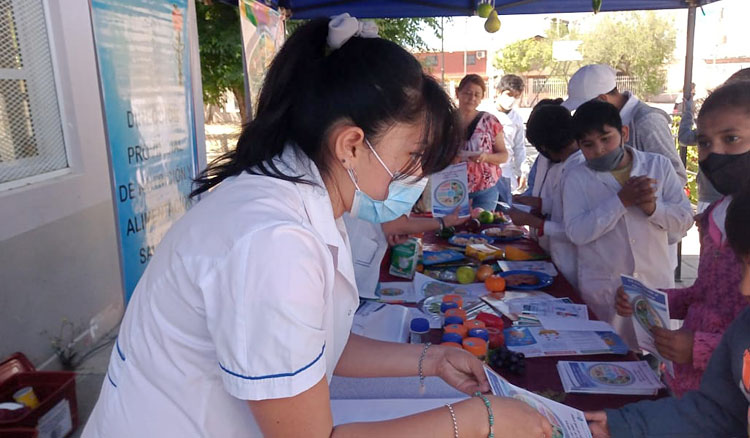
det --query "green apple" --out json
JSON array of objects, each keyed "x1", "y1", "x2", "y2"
[{"x1": 456, "y1": 266, "x2": 476, "y2": 284}]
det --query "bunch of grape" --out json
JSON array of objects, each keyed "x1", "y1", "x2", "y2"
[{"x1": 489, "y1": 346, "x2": 526, "y2": 375}]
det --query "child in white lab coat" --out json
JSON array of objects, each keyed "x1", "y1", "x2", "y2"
[
  {"x1": 508, "y1": 101, "x2": 584, "y2": 289},
  {"x1": 563, "y1": 100, "x2": 693, "y2": 346}
]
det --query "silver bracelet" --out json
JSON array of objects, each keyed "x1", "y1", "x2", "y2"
[
  {"x1": 418, "y1": 342, "x2": 432, "y2": 394},
  {"x1": 445, "y1": 403, "x2": 459, "y2": 438},
  {"x1": 437, "y1": 216, "x2": 445, "y2": 231}
]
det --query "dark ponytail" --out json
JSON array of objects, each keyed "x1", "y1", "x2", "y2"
[{"x1": 191, "y1": 18, "x2": 460, "y2": 197}]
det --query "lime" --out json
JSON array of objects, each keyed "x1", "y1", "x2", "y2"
[
  {"x1": 456, "y1": 266, "x2": 477, "y2": 284},
  {"x1": 478, "y1": 210, "x2": 495, "y2": 224}
]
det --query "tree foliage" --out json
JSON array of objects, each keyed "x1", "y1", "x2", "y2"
[
  {"x1": 495, "y1": 37, "x2": 552, "y2": 75},
  {"x1": 495, "y1": 12, "x2": 676, "y2": 96},
  {"x1": 581, "y1": 12, "x2": 676, "y2": 96},
  {"x1": 195, "y1": 1, "x2": 245, "y2": 120},
  {"x1": 197, "y1": 3, "x2": 442, "y2": 123}
]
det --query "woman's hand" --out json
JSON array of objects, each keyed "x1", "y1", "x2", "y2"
[
  {"x1": 443, "y1": 208, "x2": 470, "y2": 228},
  {"x1": 474, "y1": 153, "x2": 488, "y2": 164},
  {"x1": 425, "y1": 345, "x2": 490, "y2": 395},
  {"x1": 585, "y1": 411, "x2": 611, "y2": 438},
  {"x1": 615, "y1": 286, "x2": 633, "y2": 317},
  {"x1": 491, "y1": 397, "x2": 553, "y2": 438}
]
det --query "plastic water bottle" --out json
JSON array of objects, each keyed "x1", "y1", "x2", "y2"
[{"x1": 409, "y1": 317, "x2": 430, "y2": 344}]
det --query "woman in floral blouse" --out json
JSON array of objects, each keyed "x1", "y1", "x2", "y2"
[{"x1": 456, "y1": 74, "x2": 509, "y2": 211}]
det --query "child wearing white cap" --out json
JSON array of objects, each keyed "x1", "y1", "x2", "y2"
[{"x1": 563, "y1": 64, "x2": 686, "y2": 185}]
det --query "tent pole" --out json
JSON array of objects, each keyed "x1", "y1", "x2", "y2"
[
  {"x1": 683, "y1": 5, "x2": 696, "y2": 103},
  {"x1": 441, "y1": 16, "x2": 445, "y2": 87},
  {"x1": 676, "y1": 3, "x2": 697, "y2": 282}
]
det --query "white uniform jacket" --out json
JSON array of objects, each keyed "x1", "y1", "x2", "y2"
[
  {"x1": 537, "y1": 150, "x2": 585, "y2": 289},
  {"x1": 82, "y1": 146, "x2": 360, "y2": 437},
  {"x1": 562, "y1": 147, "x2": 692, "y2": 330}
]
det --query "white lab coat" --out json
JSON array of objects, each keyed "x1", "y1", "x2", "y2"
[
  {"x1": 562, "y1": 147, "x2": 693, "y2": 346},
  {"x1": 537, "y1": 150, "x2": 585, "y2": 289},
  {"x1": 530, "y1": 155, "x2": 551, "y2": 198},
  {"x1": 82, "y1": 146, "x2": 360, "y2": 438},
  {"x1": 343, "y1": 213, "x2": 388, "y2": 299},
  {"x1": 498, "y1": 109, "x2": 527, "y2": 191}
]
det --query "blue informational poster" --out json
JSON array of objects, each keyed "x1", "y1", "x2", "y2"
[{"x1": 90, "y1": 0, "x2": 198, "y2": 303}]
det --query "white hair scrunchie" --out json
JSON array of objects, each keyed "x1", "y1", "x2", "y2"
[{"x1": 326, "y1": 13, "x2": 379, "y2": 50}]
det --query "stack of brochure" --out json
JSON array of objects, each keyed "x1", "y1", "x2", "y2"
[
  {"x1": 557, "y1": 360, "x2": 664, "y2": 395},
  {"x1": 485, "y1": 367, "x2": 593, "y2": 438},
  {"x1": 621, "y1": 275, "x2": 675, "y2": 377}
]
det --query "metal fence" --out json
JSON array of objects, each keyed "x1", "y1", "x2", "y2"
[{"x1": 526, "y1": 76, "x2": 645, "y2": 104}]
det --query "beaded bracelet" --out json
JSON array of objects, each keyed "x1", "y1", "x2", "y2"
[
  {"x1": 418, "y1": 342, "x2": 432, "y2": 394},
  {"x1": 445, "y1": 403, "x2": 459, "y2": 438},
  {"x1": 474, "y1": 391, "x2": 494, "y2": 438}
]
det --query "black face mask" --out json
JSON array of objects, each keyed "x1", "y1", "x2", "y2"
[{"x1": 699, "y1": 150, "x2": 750, "y2": 196}]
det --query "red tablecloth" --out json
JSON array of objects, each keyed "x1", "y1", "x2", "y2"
[{"x1": 379, "y1": 225, "x2": 667, "y2": 411}]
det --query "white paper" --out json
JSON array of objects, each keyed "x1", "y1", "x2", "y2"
[
  {"x1": 504, "y1": 326, "x2": 629, "y2": 358},
  {"x1": 430, "y1": 162, "x2": 471, "y2": 217},
  {"x1": 537, "y1": 316, "x2": 614, "y2": 332},
  {"x1": 484, "y1": 367, "x2": 593, "y2": 438},
  {"x1": 351, "y1": 303, "x2": 411, "y2": 343},
  {"x1": 375, "y1": 281, "x2": 417, "y2": 303},
  {"x1": 519, "y1": 301, "x2": 589, "y2": 320},
  {"x1": 481, "y1": 291, "x2": 556, "y2": 320},
  {"x1": 497, "y1": 260, "x2": 558, "y2": 277},
  {"x1": 557, "y1": 360, "x2": 664, "y2": 395},
  {"x1": 413, "y1": 272, "x2": 488, "y2": 300},
  {"x1": 620, "y1": 275, "x2": 675, "y2": 377}
]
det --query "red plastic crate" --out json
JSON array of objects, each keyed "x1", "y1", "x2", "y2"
[{"x1": 0, "y1": 354, "x2": 77, "y2": 438}]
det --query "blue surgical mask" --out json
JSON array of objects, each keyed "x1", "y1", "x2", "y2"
[{"x1": 348, "y1": 139, "x2": 427, "y2": 224}]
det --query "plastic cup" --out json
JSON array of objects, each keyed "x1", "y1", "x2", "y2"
[{"x1": 13, "y1": 387, "x2": 40, "y2": 409}]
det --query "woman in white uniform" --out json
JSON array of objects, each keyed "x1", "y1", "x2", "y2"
[{"x1": 82, "y1": 15, "x2": 551, "y2": 438}]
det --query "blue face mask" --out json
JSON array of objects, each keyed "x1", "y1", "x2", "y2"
[{"x1": 348, "y1": 139, "x2": 427, "y2": 224}]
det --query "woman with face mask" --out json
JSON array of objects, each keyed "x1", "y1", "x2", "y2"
[
  {"x1": 80, "y1": 16, "x2": 552, "y2": 438},
  {"x1": 455, "y1": 74, "x2": 509, "y2": 211}
]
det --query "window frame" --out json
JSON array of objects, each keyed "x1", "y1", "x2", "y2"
[{"x1": 0, "y1": 0, "x2": 72, "y2": 191}]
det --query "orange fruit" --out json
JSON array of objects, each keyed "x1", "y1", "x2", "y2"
[
  {"x1": 476, "y1": 264, "x2": 494, "y2": 281},
  {"x1": 484, "y1": 274, "x2": 506, "y2": 293}
]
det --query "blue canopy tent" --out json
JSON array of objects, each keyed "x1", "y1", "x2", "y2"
[{"x1": 271, "y1": 0, "x2": 719, "y2": 19}]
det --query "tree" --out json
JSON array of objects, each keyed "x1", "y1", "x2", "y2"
[
  {"x1": 495, "y1": 12, "x2": 676, "y2": 97},
  {"x1": 494, "y1": 18, "x2": 571, "y2": 75},
  {"x1": 195, "y1": 1, "x2": 247, "y2": 122},
  {"x1": 495, "y1": 36, "x2": 552, "y2": 75},
  {"x1": 581, "y1": 12, "x2": 676, "y2": 96}
]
